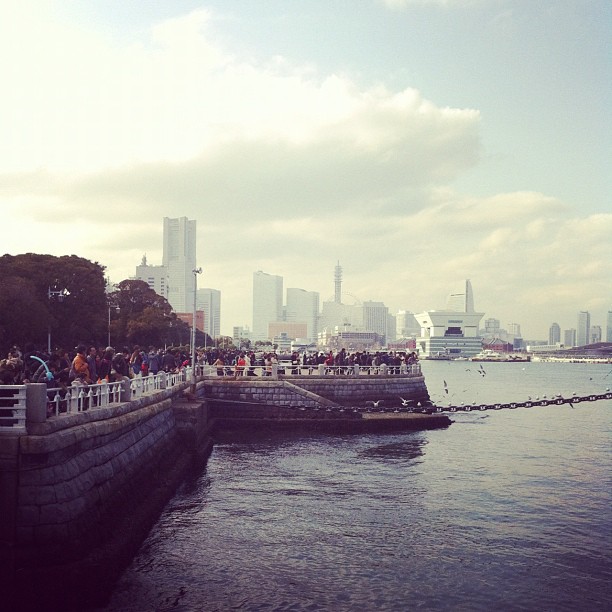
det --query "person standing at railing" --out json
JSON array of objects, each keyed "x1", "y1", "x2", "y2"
[
  {"x1": 99, "y1": 347, "x2": 115, "y2": 381},
  {"x1": 112, "y1": 348, "x2": 130, "y2": 380},
  {"x1": 87, "y1": 346, "x2": 99, "y2": 382},
  {"x1": 70, "y1": 345, "x2": 92, "y2": 384},
  {"x1": 234, "y1": 354, "x2": 246, "y2": 379},
  {"x1": 148, "y1": 347, "x2": 161, "y2": 375},
  {"x1": 0, "y1": 350, "x2": 25, "y2": 384},
  {"x1": 129, "y1": 346, "x2": 143, "y2": 376}
]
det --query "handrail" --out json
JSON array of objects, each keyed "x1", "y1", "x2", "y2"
[
  {"x1": 0, "y1": 385, "x2": 27, "y2": 433},
  {"x1": 195, "y1": 362, "x2": 421, "y2": 378}
]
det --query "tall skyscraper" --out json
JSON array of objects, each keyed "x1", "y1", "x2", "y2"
[
  {"x1": 577, "y1": 311, "x2": 590, "y2": 347},
  {"x1": 196, "y1": 288, "x2": 221, "y2": 339},
  {"x1": 607, "y1": 310, "x2": 612, "y2": 343},
  {"x1": 446, "y1": 279, "x2": 475, "y2": 313},
  {"x1": 549, "y1": 322, "x2": 561, "y2": 345},
  {"x1": 590, "y1": 326, "x2": 602, "y2": 344},
  {"x1": 564, "y1": 329, "x2": 576, "y2": 347},
  {"x1": 163, "y1": 217, "x2": 197, "y2": 313},
  {"x1": 252, "y1": 271, "x2": 283, "y2": 341},
  {"x1": 286, "y1": 288, "x2": 319, "y2": 341}
]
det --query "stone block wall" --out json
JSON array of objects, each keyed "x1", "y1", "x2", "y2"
[{"x1": 203, "y1": 374, "x2": 429, "y2": 409}]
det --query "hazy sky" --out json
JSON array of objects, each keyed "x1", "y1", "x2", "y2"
[{"x1": 2, "y1": 0, "x2": 610, "y2": 339}]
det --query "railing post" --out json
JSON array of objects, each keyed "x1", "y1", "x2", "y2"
[
  {"x1": 119, "y1": 377, "x2": 131, "y2": 402},
  {"x1": 318, "y1": 364, "x2": 325, "y2": 376},
  {"x1": 271, "y1": 363, "x2": 279, "y2": 380},
  {"x1": 26, "y1": 383, "x2": 47, "y2": 426},
  {"x1": 354, "y1": 364, "x2": 359, "y2": 376},
  {"x1": 380, "y1": 364, "x2": 388, "y2": 375}
]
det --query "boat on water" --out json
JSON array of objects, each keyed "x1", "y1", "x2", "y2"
[{"x1": 471, "y1": 349, "x2": 531, "y2": 362}]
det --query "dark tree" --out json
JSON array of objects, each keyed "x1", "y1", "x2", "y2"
[
  {"x1": 0, "y1": 253, "x2": 107, "y2": 354},
  {"x1": 108, "y1": 279, "x2": 190, "y2": 348}
]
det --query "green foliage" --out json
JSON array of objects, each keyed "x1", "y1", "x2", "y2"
[
  {"x1": 0, "y1": 253, "x2": 107, "y2": 354},
  {"x1": 108, "y1": 279, "x2": 190, "y2": 348}
]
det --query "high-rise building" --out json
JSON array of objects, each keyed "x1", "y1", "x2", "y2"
[
  {"x1": 577, "y1": 311, "x2": 590, "y2": 346},
  {"x1": 590, "y1": 325, "x2": 602, "y2": 344},
  {"x1": 286, "y1": 288, "x2": 319, "y2": 342},
  {"x1": 135, "y1": 254, "x2": 168, "y2": 300},
  {"x1": 362, "y1": 301, "x2": 389, "y2": 343},
  {"x1": 564, "y1": 329, "x2": 576, "y2": 347},
  {"x1": 196, "y1": 288, "x2": 221, "y2": 340},
  {"x1": 446, "y1": 279, "x2": 475, "y2": 313},
  {"x1": 162, "y1": 217, "x2": 197, "y2": 313},
  {"x1": 607, "y1": 310, "x2": 612, "y2": 343},
  {"x1": 549, "y1": 322, "x2": 561, "y2": 345},
  {"x1": 252, "y1": 271, "x2": 283, "y2": 341}
]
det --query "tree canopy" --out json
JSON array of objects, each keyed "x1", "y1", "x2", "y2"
[
  {"x1": 0, "y1": 254, "x2": 205, "y2": 356},
  {"x1": 0, "y1": 253, "x2": 107, "y2": 355}
]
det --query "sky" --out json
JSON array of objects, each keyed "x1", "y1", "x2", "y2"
[{"x1": 1, "y1": 0, "x2": 610, "y2": 340}]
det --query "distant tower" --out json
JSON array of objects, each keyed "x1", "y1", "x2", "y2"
[
  {"x1": 252, "y1": 271, "x2": 283, "y2": 341},
  {"x1": 162, "y1": 217, "x2": 197, "y2": 313},
  {"x1": 334, "y1": 261, "x2": 342, "y2": 304},
  {"x1": 549, "y1": 322, "x2": 561, "y2": 345},
  {"x1": 577, "y1": 311, "x2": 590, "y2": 347},
  {"x1": 607, "y1": 310, "x2": 612, "y2": 343},
  {"x1": 446, "y1": 279, "x2": 475, "y2": 313}
]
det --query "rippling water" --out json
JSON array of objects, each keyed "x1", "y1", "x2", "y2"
[{"x1": 102, "y1": 362, "x2": 612, "y2": 611}]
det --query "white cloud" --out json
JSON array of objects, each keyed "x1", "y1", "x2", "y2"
[
  {"x1": 379, "y1": 0, "x2": 483, "y2": 9},
  {"x1": 1, "y1": 4, "x2": 609, "y2": 340}
]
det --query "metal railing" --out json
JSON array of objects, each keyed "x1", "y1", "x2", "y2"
[
  {"x1": 45, "y1": 380, "x2": 124, "y2": 417},
  {"x1": 0, "y1": 369, "x2": 194, "y2": 429},
  {"x1": 0, "y1": 385, "x2": 27, "y2": 433},
  {"x1": 196, "y1": 363, "x2": 421, "y2": 378}
]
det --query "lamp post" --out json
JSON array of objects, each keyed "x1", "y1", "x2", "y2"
[
  {"x1": 47, "y1": 286, "x2": 69, "y2": 354},
  {"x1": 191, "y1": 267, "x2": 203, "y2": 393}
]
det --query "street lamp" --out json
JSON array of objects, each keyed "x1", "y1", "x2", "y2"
[
  {"x1": 191, "y1": 267, "x2": 203, "y2": 393},
  {"x1": 47, "y1": 286, "x2": 69, "y2": 354}
]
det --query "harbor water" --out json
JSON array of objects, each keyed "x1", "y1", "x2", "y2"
[{"x1": 101, "y1": 361, "x2": 612, "y2": 611}]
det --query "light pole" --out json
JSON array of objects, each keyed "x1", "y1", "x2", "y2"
[
  {"x1": 191, "y1": 267, "x2": 203, "y2": 393},
  {"x1": 47, "y1": 286, "x2": 69, "y2": 354}
]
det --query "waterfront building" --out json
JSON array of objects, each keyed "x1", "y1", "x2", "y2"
[
  {"x1": 564, "y1": 328, "x2": 576, "y2": 347},
  {"x1": 197, "y1": 288, "x2": 221, "y2": 340},
  {"x1": 607, "y1": 310, "x2": 612, "y2": 343},
  {"x1": 268, "y1": 322, "x2": 308, "y2": 342},
  {"x1": 549, "y1": 322, "x2": 561, "y2": 345},
  {"x1": 396, "y1": 310, "x2": 420, "y2": 338},
  {"x1": 324, "y1": 329, "x2": 384, "y2": 352},
  {"x1": 415, "y1": 279, "x2": 484, "y2": 358},
  {"x1": 134, "y1": 254, "x2": 169, "y2": 300},
  {"x1": 286, "y1": 288, "x2": 320, "y2": 342},
  {"x1": 590, "y1": 325, "x2": 602, "y2": 344},
  {"x1": 577, "y1": 311, "x2": 590, "y2": 347},
  {"x1": 362, "y1": 301, "x2": 389, "y2": 344},
  {"x1": 175, "y1": 311, "x2": 204, "y2": 334},
  {"x1": 252, "y1": 271, "x2": 283, "y2": 341},
  {"x1": 483, "y1": 318, "x2": 501, "y2": 338},
  {"x1": 163, "y1": 217, "x2": 197, "y2": 313}
]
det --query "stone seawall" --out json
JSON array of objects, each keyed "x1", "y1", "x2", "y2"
[
  {"x1": 203, "y1": 373, "x2": 430, "y2": 408},
  {"x1": 1, "y1": 385, "x2": 213, "y2": 610}
]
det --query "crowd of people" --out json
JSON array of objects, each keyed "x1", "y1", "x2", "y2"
[{"x1": 0, "y1": 345, "x2": 419, "y2": 387}]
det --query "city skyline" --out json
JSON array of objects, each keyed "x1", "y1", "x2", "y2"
[{"x1": 2, "y1": 1, "x2": 610, "y2": 340}]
